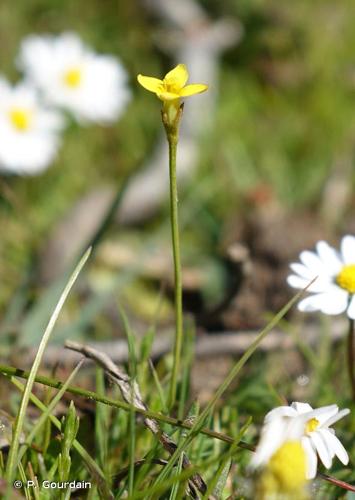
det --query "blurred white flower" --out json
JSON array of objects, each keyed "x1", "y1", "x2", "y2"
[
  {"x1": 17, "y1": 32, "x2": 131, "y2": 124},
  {"x1": 0, "y1": 77, "x2": 63, "y2": 174},
  {"x1": 252, "y1": 402, "x2": 350, "y2": 479},
  {"x1": 287, "y1": 236, "x2": 355, "y2": 318}
]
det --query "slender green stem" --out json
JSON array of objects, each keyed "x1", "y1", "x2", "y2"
[
  {"x1": 347, "y1": 318, "x2": 355, "y2": 401},
  {"x1": 0, "y1": 363, "x2": 252, "y2": 451},
  {"x1": 166, "y1": 130, "x2": 183, "y2": 409}
]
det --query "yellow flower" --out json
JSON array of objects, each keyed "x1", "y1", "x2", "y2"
[{"x1": 137, "y1": 64, "x2": 208, "y2": 101}]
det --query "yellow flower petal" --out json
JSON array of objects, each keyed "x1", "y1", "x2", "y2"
[
  {"x1": 179, "y1": 83, "x2": 208, "y2": 97},
  {"x1": 157, "y1": 91, "x2": 181, "y2": 101},
  {"x1": 137, "y1": 74, "x2": 164, "y2": 94},
  {"x1": 164, "y1": 64, "x2": 188, "y2": 90}
]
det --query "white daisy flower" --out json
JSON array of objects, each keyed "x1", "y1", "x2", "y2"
[
  {"x1": 287, "y1": 236, "x2": 355, "y2": 318},
  {"x1": 251, "y1": 402, "x2": 350, "y2": 479},
  {"x1": 17, "y1": 32, "x2": 131, "y2": 124},
  {"x1": 0, "y1": 77, "x2": 63, "y2": 175}
]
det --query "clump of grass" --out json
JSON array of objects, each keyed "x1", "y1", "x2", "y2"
[{"x1": 0, "y1": 264, "x2": 353, "y2": 498}]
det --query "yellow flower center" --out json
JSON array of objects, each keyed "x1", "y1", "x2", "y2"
[
  {"x1": 336, "y1": 264, "x2": 355, "y2": 293},
  {"x1": 163, "y1": 80, "x2": 181, "y2": 95},
  {"x1": 267, "y1": 441, "x2": 307, "y2": 492},
  {"x1": 305, "y1": 417, "x2": 319, "y2": 434},
  {"x1": 63, "y1": 67, "x2": 82, "y2": 88},
  {"x1": 9, "y1": 108, "x2": 32, "y2": 132}
]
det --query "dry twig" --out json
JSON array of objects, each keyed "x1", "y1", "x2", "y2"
[
  {"x1": 34, "y1": 318, "x2": 348, "y2": 366},
  {"x1": 65, "y1": 340, "x2": 207, "y2": 498}
]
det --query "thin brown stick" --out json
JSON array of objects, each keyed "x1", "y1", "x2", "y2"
[
  {"x1": 318, "y1": 473, "x2": 355, "y2": 493},
  {"x1": 65, "y1": 340, "x2": 207, "y2": 498}
]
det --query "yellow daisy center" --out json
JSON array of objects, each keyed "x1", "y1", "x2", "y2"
[
  {"x1": 305, "y1": 417, "x2": 319, "y2": 434},
  {"x1": 267, "y1": 441, "x2": 307, "y2": 492},
  {"x1": 9, "y1": 108, "x2": 32, "y2": 132},
  {"x1": 63, "y1": 67, "x2": 82, "y2": 88},
  {"x1": 336, "y1": 264, "x2": 355, "y2": 293}
]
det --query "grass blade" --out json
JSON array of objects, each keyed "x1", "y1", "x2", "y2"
[
  {"x1": 7, "y1": 375, "x2": 113, "y2": 498},
  {"x1": 16, "y1": 359, "x2": 84, "y2": 466},
  {"x1": 119, "y1": 306, "x2": 137, "y2": 496},
  {"x1": 151, "y1": 286, "x2": 309, "y2": 489},
  {"x1": 5, "y1": 247, "x2": 91, "y2": 484},
  {"x1": 95, "y1": 366, "x2": 109, "y2": 477}
]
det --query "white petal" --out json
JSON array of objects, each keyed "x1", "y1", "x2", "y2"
[
  {"x1": 320, "y1": 429, "x2": 349, "y2": 465},
  {"x1": 319, "y1": 290, "x2": 349, "y2": 314},
  {"x1": 287, "y1": 275, "x2": 331, "y2": 293},
  {"x1": 287, "y1": 274, "x2": 308, "y2": 290},
  {"x1": 291, "y1": 402, "x2": 313, "y2": 414},
  {"x1": 323, "y1": 408, "x2": 350, "y2": 428},
  {"x1": 302, "y1": 437, "x2": 318, "y2": 479},
  {"x1": 300, "y1": 250, "x2": 330, "y2": 275},
  {"x1": 298, "y1": 295, "x2": 322, "y2": 312},
  {"x1": 298, "y1": 290, "x2": 348, "y2": 315},
  {"x1": 264, "y1": 406, "x2": 298, "y2": 422},
  {"x1": 286, "y1": 416, "x2": 308, "y2": 440},
  {"x1": 306, "y1": 405, "x2": 338, "y2": 424},
  {"x1": 317, "y1": 428, "x2": 336, "y2": 461},
  {"x1": 0, "y1": 76, "x2": 11, "y2": 100},
  {"x1": 290, "y1": 263, "x2": 315, "y2": 280},
  {"x1": 347, "y1": 295, "x2": 355, "y2": 319},
  {"x1": 341, "y1": 235, "x2": 355, "y2": 264},
  {"x1": 56, "y1": 32, "x2": 84, "y2": 59},
  {"x1": 309, "y1": 431, "x2": 333, "y2": 468},
  {"x1": 36, "y1": 109, "x2": 65, "y2": 131},
  {"x1": 0, "y1": 124, "x2": 60, "y2": 174},
  {"x1": 316, "y1": 241, "x2": 342, "y2": 274},
  {"x1": 290, "y1": 404, "x2": 339, "y2": 429},
  {"x1": 250, "y1": 418, "x2": 288, "y2": 468}
]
